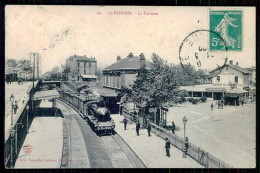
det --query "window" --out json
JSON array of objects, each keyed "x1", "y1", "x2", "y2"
[
  {"x1": 84, "y1": 63, "x2": 86, "y2": 68},
  {"x1": 78, "y1": 68, "x2": 80, "y2": 73},
  {"x1": 235, "y1": 76, "x2": 238, "y2": 83},
  {"x1": 78, "y1": 63, "x2": 80, "y2": 68},
  {"x1": 217, "y1": 76, "x2": 220, "y2": 82},
  {"x1": 226, "y1": 67, "x2": 228, "y2": 70},
  {"x1": 89, "y1": 63, "x2": 92, "y2": 68},
  {"x1": 84, "y1": 69, "x2": 86, "y2": 74}
]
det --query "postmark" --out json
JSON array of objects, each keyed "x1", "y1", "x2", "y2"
[
  {"x1": 23, "y1": 144, "x2": 33, "y2": 154},
  {"x1": 179, "y1": 30, "x2": 228, "y2": 79},
  {"x1": 210, "y1": 10, "x2": 242, "y2": 51}
]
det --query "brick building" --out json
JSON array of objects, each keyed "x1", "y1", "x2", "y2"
[{"x1": 66, "y1": 55, "x2": 97, "y2": 82}]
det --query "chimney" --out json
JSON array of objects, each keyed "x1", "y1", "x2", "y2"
[
  {"x1": 128, "y1": 53, "x2": 133, "y2": 58},
  {"x1": 236, "y1": 62, "x2": 239, "y2": 66},
  {"x1": 117, "y1": 56, "x2": 121, "y2": 62},
  {"x1": 229, "y1": 60, "x2": 233, "y2": 65},
  {"x1": 139, "y1": 53, "x2": 146, "y2": 66}
]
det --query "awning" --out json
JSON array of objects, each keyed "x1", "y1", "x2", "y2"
[
  {"x1": 33, "y1": 90, "x2": 60, "y2": 100},
  {"x1": 81, "y1": 75, "x2": 97, "y2": 79}
]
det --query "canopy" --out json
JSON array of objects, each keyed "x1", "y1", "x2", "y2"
[
  {"x1": 81, "y1": 75, "x2": 97, "y2": 79},
  {"x1": 33, "y1": 89, "x2": 60, "y2": 100}
]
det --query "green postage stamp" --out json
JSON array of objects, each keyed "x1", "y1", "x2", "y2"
[{"x1": 210, "y1": 10, "x2": 242, "y2": 51}]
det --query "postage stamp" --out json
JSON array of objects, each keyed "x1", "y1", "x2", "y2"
[{"x1": 210, "y1": 10, "x2": 242, "y2": 51}]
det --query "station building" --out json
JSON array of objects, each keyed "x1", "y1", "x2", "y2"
[
  {"x1": 102, "y1": 53, "x2": 152, "y2": 89},
  {"x1": 180, "y1": 60, "x2": 253, "y2": 102}
]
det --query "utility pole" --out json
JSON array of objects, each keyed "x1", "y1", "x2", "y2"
[{"x1": 30, "y1": 53, "x2": 37, "y2": 115}]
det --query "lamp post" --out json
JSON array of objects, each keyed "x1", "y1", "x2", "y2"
[
  {"x1": 9, "y1": 127, "x2": 15, "y2": 168},
  {"x1": 26, "y1": 105, "x2": 29, "y2": 133},
  {"x1": 10, "y1": 94, "x2": 15, "y2": 125},
  {"x1": 182, "y1": 116, "x2": 187, "y2": 158},
  {"x1": 15, "y1": 123, "x2": 23, "y2": 154}
]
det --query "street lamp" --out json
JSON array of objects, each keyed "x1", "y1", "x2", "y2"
[
  {"x1": 182, "y1": 116, "x2": 188, "y2": 158},
  {"x1": 26, "y1": 105, "x2": 30, "y2": 133},
  {"x1": 10, "y1": 94, "x2": 15, "y2": 125},
  {"x1": 9, "y1": 127, "x2": 15, "y2": 168}
]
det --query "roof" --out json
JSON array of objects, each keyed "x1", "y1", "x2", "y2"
[
  {"x1": 103, "y1": 55, "x2": 152, "y2": 71},
  {"x1": 89, "y1": 85, "x2": 118, "y2": 97},
  {"x1": 81, "y1": 75, "x2": 97, "y2": 79},
  {"x1": 67, "y1": 55, "x2": 96, "y2": 62},
  {"x1": 33, "y1": 90, "x2": 60, "y2": 100},
  {"x1": 245, "y1": 67, "x2": 256, "y2": 71},
  {"x1": 210, "y1": 64, "x2": 251, "y2": 74},
  {"x1": 226, "y1": 88, "x2": 248, "y2": 94}
]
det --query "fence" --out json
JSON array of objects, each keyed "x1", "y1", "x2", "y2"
[{"x1": 122, "y1": 109, "x2": 233, "y2": 168}]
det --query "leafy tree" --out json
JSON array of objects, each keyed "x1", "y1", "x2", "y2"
[{"x1": 43, "y1": 66, "x2": 62, "y2": 81}]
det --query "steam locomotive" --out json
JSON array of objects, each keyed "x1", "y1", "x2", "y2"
[
  {"x1": 87, "y1": 101, "x2": 115, "y2": 135},
  {"x1": 60, "y1": 91, "x2": 115, "y2": 135}
]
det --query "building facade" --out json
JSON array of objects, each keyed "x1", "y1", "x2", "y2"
[
  {"x1": 66, "y1": 55, "x2": 97, "y2": 82},
  {"x1": 102, "y1": 53, "x2": 151, "y2": 89},
  {"x1": 210, "y1": 60, "x2": 251, "y2": 90}
]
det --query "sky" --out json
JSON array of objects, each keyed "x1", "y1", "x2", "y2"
[{"x1": 5, "y1": 6, "x2": 256, "y2": 74}]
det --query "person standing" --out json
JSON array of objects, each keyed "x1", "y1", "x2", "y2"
[
  {"x1": 172, "y1": 121, "x2": 176, "y2": 134},
  {"x1": 165, "y1": 138, "x2": 171, "y2": 157},
  {"x1": 211, "y1": 103, "x2": 214, "y2": 111},
  {"x1": 13, "y1": 101, "x2": 18, "y2": 114},
  {"x1": 147, "y1": 119, "x2": 151, "y2": 136},
  {"x1": 136, "y1": 120, "x2": 140, "y2": 136},
  {"x1": 120, "y1": 105, "x2": 123, "y2": 115},
  {"x1": 123, "y1": 117, "x2": 128, "y2": 130},
  {"x1": 241, "y1": 101, "x2": 244, "y2": 106},
  {"x1": 185, "y1": 137, "x2": 189, "y2": 154}
]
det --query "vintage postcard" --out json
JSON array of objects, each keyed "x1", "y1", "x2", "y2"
[{"x1": 4, "y1": 6, "x2": 256, "y2": 168}]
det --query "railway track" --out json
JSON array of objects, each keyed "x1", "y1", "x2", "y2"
[{"x1": 57, "y1": 98, "x2": 146, "y2": 168}]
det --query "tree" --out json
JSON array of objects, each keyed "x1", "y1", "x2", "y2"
[
  {"x1": 61, "y1": 64, "x2": 71, "y2": 81},
  {"x1": 43, "y1": 66, "x2": 62, "y2": 81}
]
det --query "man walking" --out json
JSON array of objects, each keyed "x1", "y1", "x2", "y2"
[
  {"x1": 147, "y1": 119, "x2": 151, "y2": 136},
  {"x1": 123, "y1": 117, "x2": 128, "y2": 130},
  {"x1": 172, "y1": 121, "x2": 175, "y2": 134},
  {"x1": 165, "y1": 138, "x2": 171, "y2": 157},
  {"x1": 136, "y1": 120, "x2": 140, "y2": 136},
  {"x1": 211, "y1": 103, "x2": 214, "y2": 111}
]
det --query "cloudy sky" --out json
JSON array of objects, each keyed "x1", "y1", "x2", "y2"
[{"x1": 5, "y1": 6, "x2": 255, "y2": 74}]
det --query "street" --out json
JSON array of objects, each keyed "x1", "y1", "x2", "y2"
[{"x1": 166, "y1": 100, "x2": 256, "y2": 168}]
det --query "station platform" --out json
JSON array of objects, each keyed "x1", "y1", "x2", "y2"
[
  {"x1": 14, "y1": 117, "x2": 63, "y2": 168},
  {"x1": 111, "y1": 114, "x2": 204, "y2": 168},
  {"x1": 5, "y1": 82, "x2": 35, "y2": 141}
]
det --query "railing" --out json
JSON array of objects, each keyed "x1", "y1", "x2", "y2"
[{"x1": 122, "y1": 109, "x2": 233, "y2": 168}]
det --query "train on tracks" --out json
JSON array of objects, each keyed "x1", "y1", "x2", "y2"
[{"x1": 60, "y1": 90, "x2": 115, "y2": 135}]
